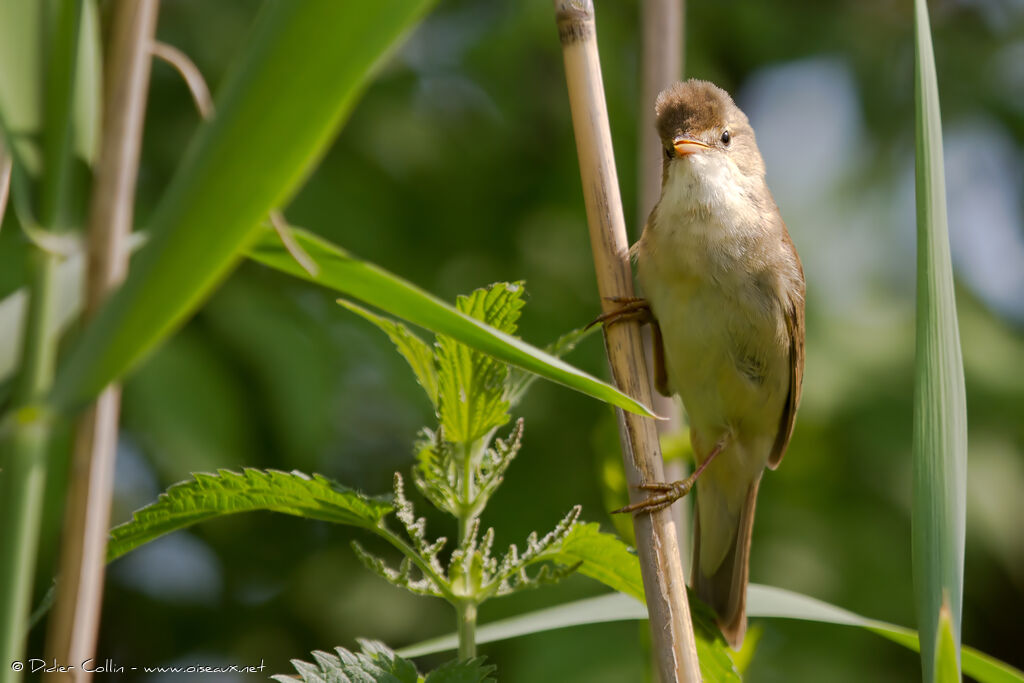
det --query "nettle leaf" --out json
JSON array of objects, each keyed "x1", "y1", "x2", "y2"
[
  {"x1": 435, "y1": 282, "x2": 525, "y2": 443},
  {"x1": 108, "y1": 469, "x2": 392, "y2": 561},
  {"x1": 543, "y1": 522, "x2": 644, "y2": 601},
  {"x1": 423, "y1": 657, "x2": 496, "y2": 683},
  {"x1": 339, "y1": 299, "x2": 439, "y2": 406},
  {"x1": 273, "y1": 640, "x2": 494, "y2": 683}
]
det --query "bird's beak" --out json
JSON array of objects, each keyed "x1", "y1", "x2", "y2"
[{"x1": 673, "y1": 137, "x2": 710, "y2": 157}]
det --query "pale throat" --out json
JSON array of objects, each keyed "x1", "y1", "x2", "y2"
[{"x1": 658, "y1": 152, "x2": 761, "y2": 230}]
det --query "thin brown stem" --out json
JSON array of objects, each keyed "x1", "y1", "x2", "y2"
[
  {"x1": 552, "y1": 2, "x2": 701, "y2": 681},
  {"x1": 151, "y1": 40, "x2": 213, "y2": 119},
  {"x1": 44, "y1": 2, "x2": 160, "y2": 680}
]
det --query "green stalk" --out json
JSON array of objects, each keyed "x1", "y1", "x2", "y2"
[
  {"x1": 0, "y1": 258, "x2": 60, "y2": 683},
  {"x1": 454, "y1": 438, "x2": 483, "y2": 660},
  {"x1": 456, "y1": 601, "x2": 477, "y2": 660},
  {"x1": 0, "y1": 2, "x2": 82, "y2": 678}
]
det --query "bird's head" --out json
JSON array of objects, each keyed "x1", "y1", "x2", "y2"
[{"x1": 655, "y1": 80, "x2": 765, "y2": 183}]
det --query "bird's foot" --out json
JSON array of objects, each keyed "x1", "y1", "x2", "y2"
[
  {"x1": 612, "y1": 436, "x2": 729, "y2": 515},
  {"x1": 612, "y1": 477, "x2": 695, "y2": 515},
  {"x1": 586, "y1": 296, "x2": 653, "y2": 330}
]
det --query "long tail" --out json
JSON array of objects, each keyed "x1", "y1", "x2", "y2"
[{"x1": 691, "y1": 476, "x2": 761, "y2": 648}]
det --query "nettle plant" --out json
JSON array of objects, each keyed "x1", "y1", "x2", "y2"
[{"x1": 105, "y1": 281, "x2": 665, "y2": 682}]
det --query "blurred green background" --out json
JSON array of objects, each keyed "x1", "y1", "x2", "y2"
[{"x1": 5, "y1": 0, "x2": 1023, "y2": 680}]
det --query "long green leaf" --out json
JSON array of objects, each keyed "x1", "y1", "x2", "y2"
[
  {"x1": 397, "y1": 587, "x2": 1023, "y2": 683},
  {"x1": 935, "y1": 602, "x2": 960, "y2": 683},
  {"x1": 912, "y1": 0, "x2": 968, "y2": 680},
  {"x1": 247, "y1": 227, "x2": 655, "y2": 417},
  {"x1": 106, "y1": 469, "x2": 393, "y2": 561},
  {"x1": 48, "y1": 0, "x2": 434, "y2": 414}
]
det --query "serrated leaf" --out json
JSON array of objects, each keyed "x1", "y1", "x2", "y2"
[
  {"x1": 107, "y1": 469, "x2": 392, "y2": 561},
  {"x1": 435, "y1": 283, "x2": 525, "y2": 443},
  {"x1": 423, "y1": 658, "x2": 496, "y2": 683},
  {"x1": 541, "y1": 522, "x2": 644, "y2": 601},
  {"x1": 339, "y1": 299, "x2": 439, "y2": 406},
  {"x1": 276, "y1": 641, "x2": 423, "y2": 683}
]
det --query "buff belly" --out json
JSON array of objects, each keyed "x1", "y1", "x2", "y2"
[{"x1": 638, "y1": 230, "x2": 789, "y2": 575}]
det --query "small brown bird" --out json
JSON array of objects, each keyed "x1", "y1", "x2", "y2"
[{"x1": 606, "y1": 80, "x2": 805, "y2": 647}]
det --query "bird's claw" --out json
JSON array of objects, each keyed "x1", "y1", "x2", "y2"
[
  {"x1": 612, "y1": 479, "x2": 694, "y2": 515},
  {"x1": 585, "y1": 297, "x2": 653, "y2": 331}
]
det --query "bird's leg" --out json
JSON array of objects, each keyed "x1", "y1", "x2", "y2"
[
  {"x1": 585, "y1": 296, "x2": 653, "y2": 330},
  {"x1": 612, "y1": 436, "x2": 729, "y2": 515}
]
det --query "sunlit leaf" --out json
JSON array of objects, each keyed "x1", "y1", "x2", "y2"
[{"x1": 435, "y1": 282, "x2": 524, "y2": 443}]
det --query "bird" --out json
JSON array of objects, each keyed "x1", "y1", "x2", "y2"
[{"x1": 600, "y1": 79, "x2": 805, "y2": 647}]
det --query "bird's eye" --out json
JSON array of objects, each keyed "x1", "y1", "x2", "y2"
[
  {"x1": 664, "y1": 146, "x2": 673, "y2": 160},
  {"x1": 721, "y1": 130, "x2": 731, "y2": 145}
]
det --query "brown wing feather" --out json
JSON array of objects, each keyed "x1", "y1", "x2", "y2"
[{"x1": 768, "y1": 229, "x2": 805, "y2": 470}]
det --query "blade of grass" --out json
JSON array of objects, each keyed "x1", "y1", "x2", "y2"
[
  {"x1": 911, "y1": 1, "x2": 967, "y2": 680},
  {"x1": 48, "y1": 0, "x2": 436, "y2": 415},
  {"x1": 247, "y1": 227, "x2": 655, "y2": 417},
  {"x1": 397, "y1": 588, "x2": 1024, "y2": 683}
]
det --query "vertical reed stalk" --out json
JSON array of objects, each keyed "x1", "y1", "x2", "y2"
[
  {"x1": 44, "y1": 2, "x2": 159, "y2": 680},
  {"x1": 553, "y1": 2, "x2": 700, "y2": 680}
]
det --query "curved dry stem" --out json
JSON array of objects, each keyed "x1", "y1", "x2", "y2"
[{"x1": 151, "y1": 40, "x2": 213, "y2": 119}]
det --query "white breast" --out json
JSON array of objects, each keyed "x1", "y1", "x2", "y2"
[{"x1": 637, "y1": 155, "x2": 790, "y2": 454}]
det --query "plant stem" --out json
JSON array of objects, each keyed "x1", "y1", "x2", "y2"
[
  {"x1": 0, "y1": 257, "x2": 59, "y2": 683},
  {"x1": 44, "y1": 2, "x2": 159, "y2": 680},
  {"x1": 0, "y1": 2, "x2": 83, "y2": 679},
  {"x1": 456, "y1": 600, "x2": 477, "y2": 661},
  {"x1": 552, "y1": 1, "x2": 701, "y2": 681}
]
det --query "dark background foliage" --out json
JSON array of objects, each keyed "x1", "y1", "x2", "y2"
[{"x1": 5, "y1": 0, "x2": 1022, "y2": 680}]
